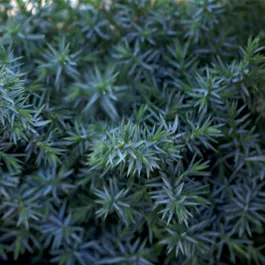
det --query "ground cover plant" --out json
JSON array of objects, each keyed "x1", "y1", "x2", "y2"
[{"x1": 0, "y1": 0, "x2": 265, "y2": 264}]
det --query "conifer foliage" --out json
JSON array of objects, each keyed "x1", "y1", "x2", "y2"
[{"x1": 1, "y1": 0, "x2": 265, "y2": 264}]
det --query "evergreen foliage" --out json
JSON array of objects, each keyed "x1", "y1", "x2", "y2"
[{"x1": 0, "y1": 0, "x2": 265, "y2": 264}]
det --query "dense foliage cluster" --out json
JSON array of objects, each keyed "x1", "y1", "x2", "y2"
[{"x1": 1, "y1": 0, "x2": 265, "y2": 264}]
